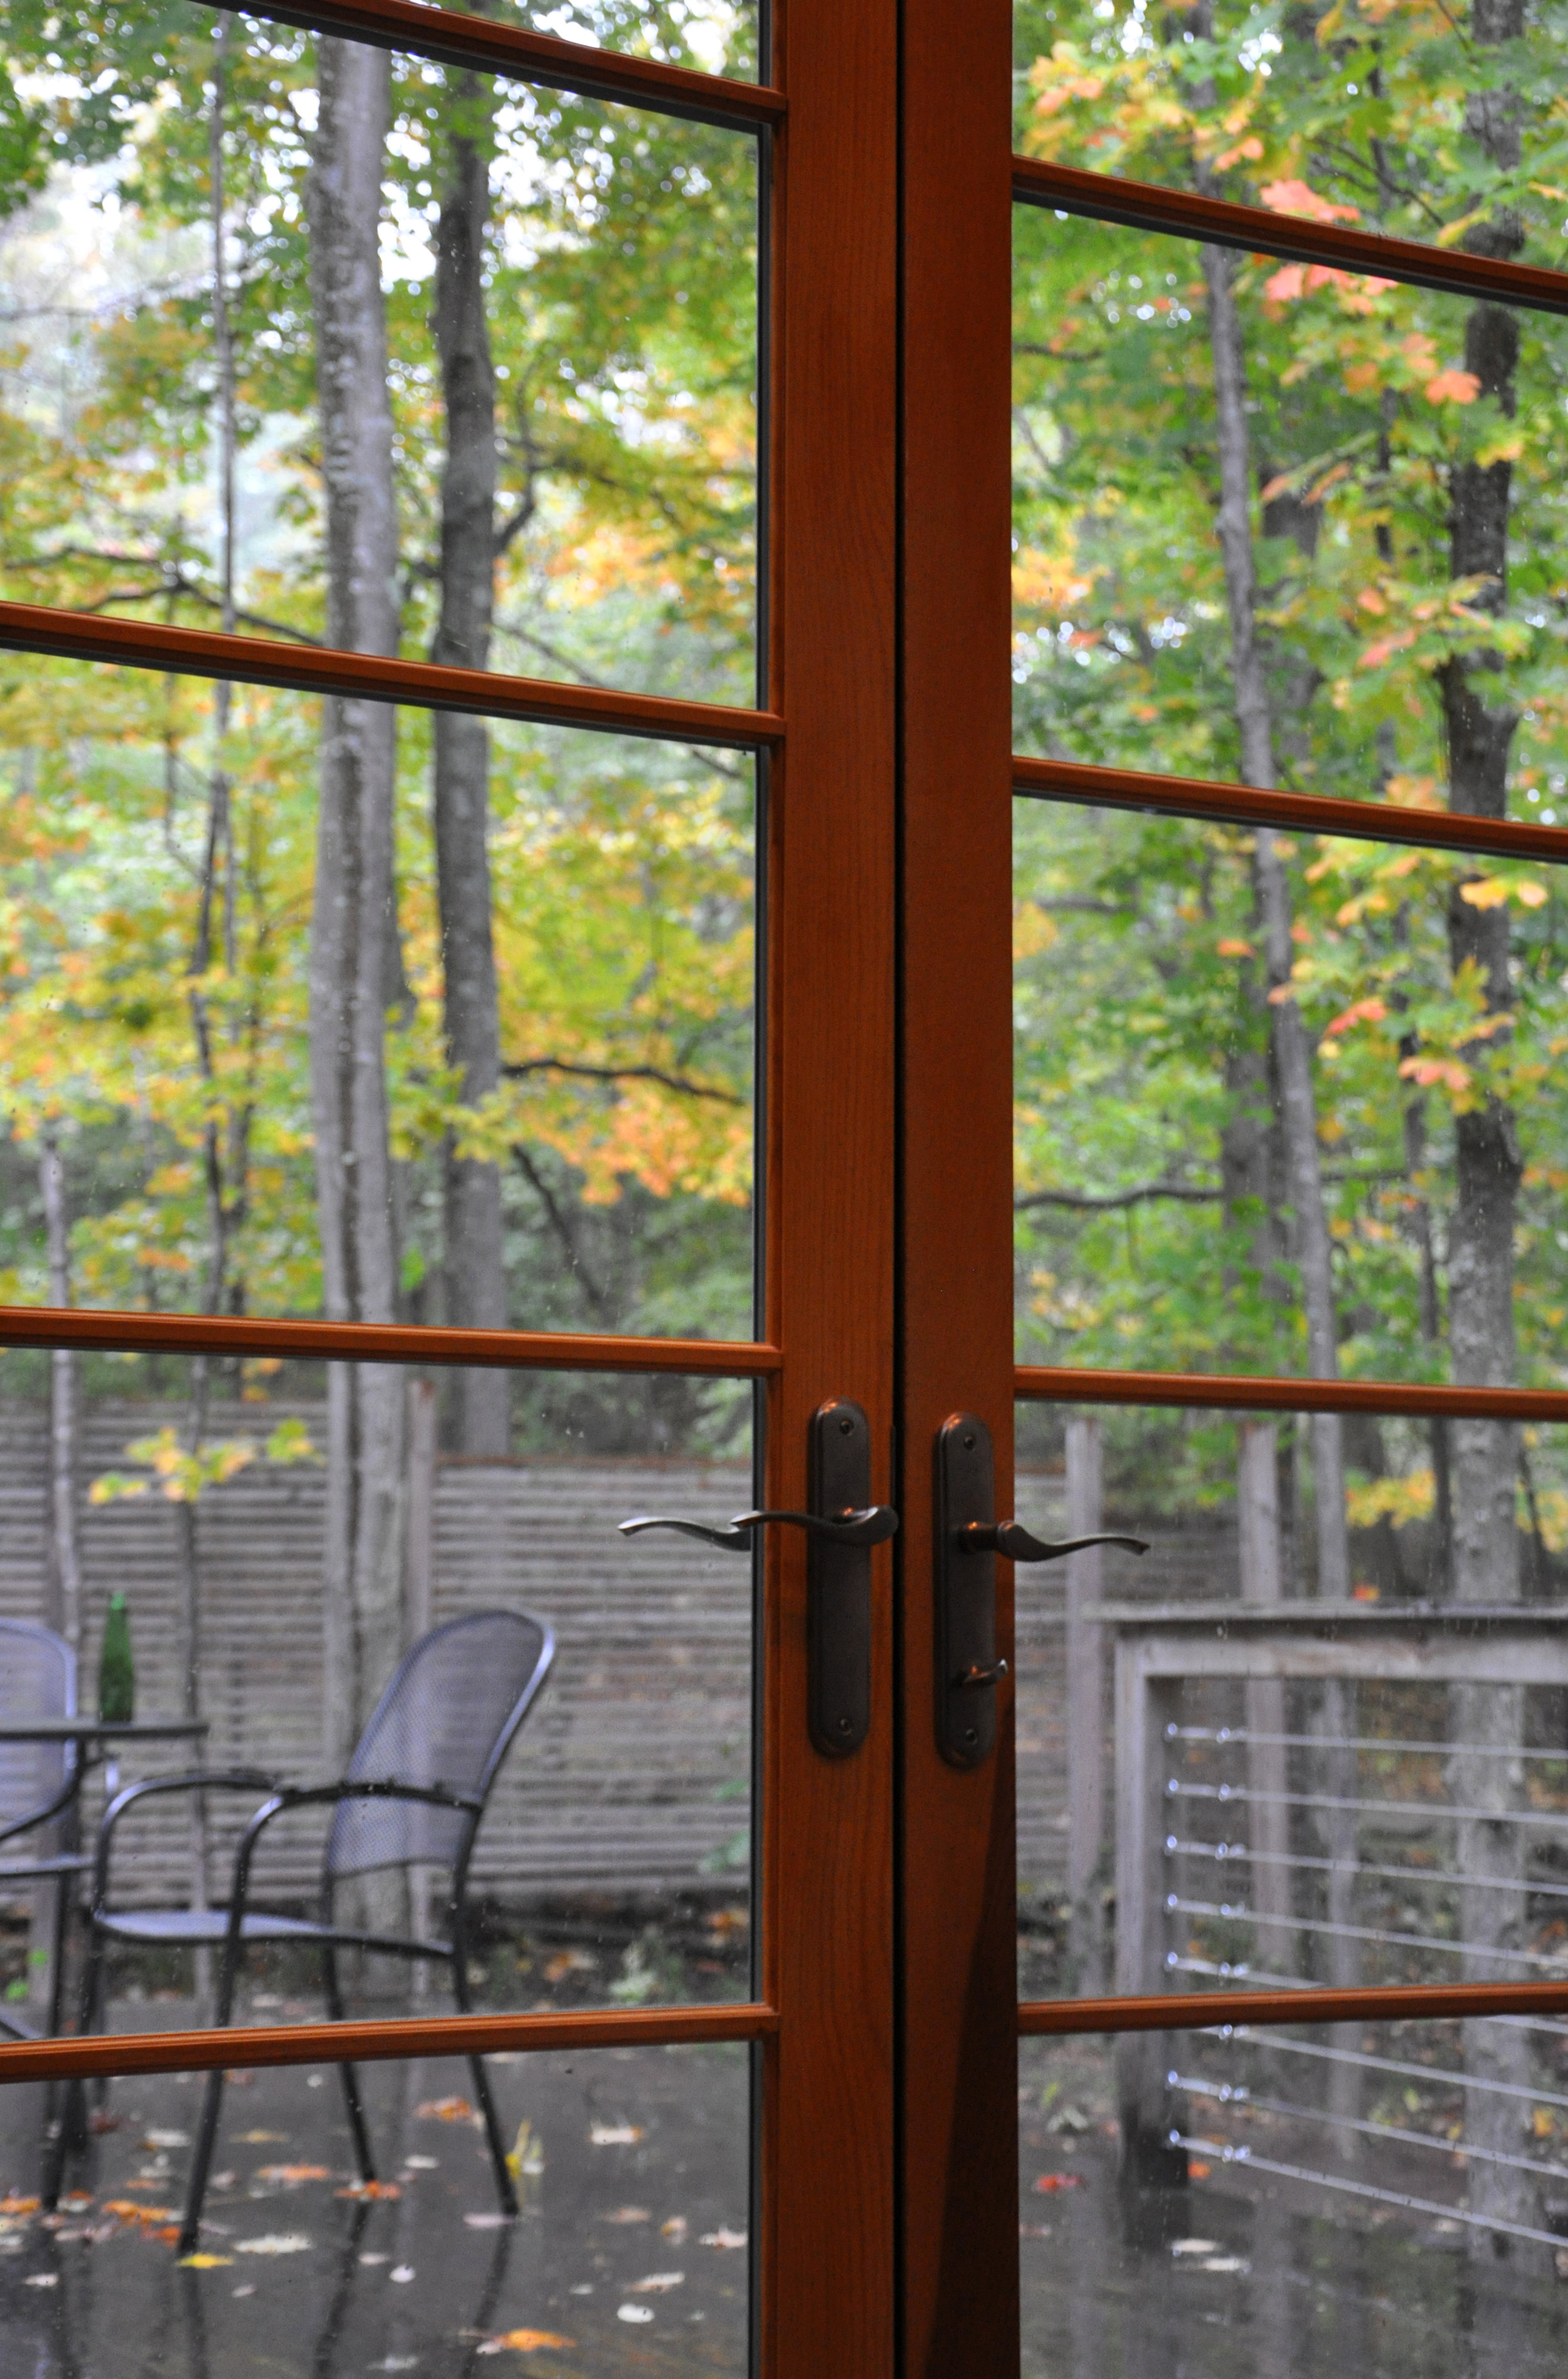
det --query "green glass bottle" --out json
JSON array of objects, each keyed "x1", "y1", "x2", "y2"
[{"x1": 98, "y1": 1593, "x2": 134, "y2": 1725}]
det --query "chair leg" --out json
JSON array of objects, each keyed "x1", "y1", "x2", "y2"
[
  {"x1": 448, "y1": 1937, "x2": 516, "y2": 2218},
  {"x1": 322, "y1": 1945, "x2": 374, "y2": 2184},
  {"x1": 45, "y1": 1875, "x2": 70, "y2": 2040},
  {"x1": 43, "y1": 1920, "x2": 104, "y2": 2207},
  {"x1": 179, "y1": 2067, "x2": 227, "y2": 2257},
  {"x1": 468, "y1": 2053, "x2": 518, "y2": 2218}
]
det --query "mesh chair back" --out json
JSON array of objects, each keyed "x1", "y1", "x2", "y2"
[
  {"x1": 325, "y1": 1611, "x2": 553, "y2": 1883},
  {"x1": 0, "y1": 1619, "x2": 76, "y2": 1846}
]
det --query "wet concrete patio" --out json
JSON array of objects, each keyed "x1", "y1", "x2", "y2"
[{"x1": 0, "y1": 2016, "x2": 750, "y2": 2376}]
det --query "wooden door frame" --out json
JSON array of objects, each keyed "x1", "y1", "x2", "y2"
[{"x1": 896, "y1": 0, "x2": 1020, "y2": 2371}]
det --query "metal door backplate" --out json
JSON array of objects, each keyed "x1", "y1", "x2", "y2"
[
  {"x1": 808, "y1": 1398, "x2": 874, "y2": 1757},
  {"x1": 934, "y1": 1412, "x2": 1000, "y2": 1768}
]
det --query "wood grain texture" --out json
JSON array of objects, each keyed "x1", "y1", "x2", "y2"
[
  {"x1": 900, "y1": 1, "x2": 1019, "y2": 2370},
  {"x1": 1019, "y1": 1981, "x2": 1568, "y2": 2035},
  {"x1": 1014, "y1": 752, "x2": 1568, "y2": 866},
  {"x1": 0, "y1": 1999, "x2": 775, "y2": 2085},
  {"x1": 1016, "y1": 1363, "x2": 1568, "y2": 1421},
  {"x1": 215, "y1": 0, "x2": 786, "y2": 127},
  {"x1": 761, "y1": 0, "x2": 898, "y2": 2371},
  {"x1": 0, "y1": 602, "x2": 782, "y2": 750},
  {"x1": 0, "y1": 1304, "x2": 778, "y2": 1375},
  {"x1": 1013, "y1": 154, "x2": 1568, "y2": 316}
]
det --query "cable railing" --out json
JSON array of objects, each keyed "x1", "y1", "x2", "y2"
[{"x1": 1099, "y1": 1599, "x2": 1568, "y2": 2255}]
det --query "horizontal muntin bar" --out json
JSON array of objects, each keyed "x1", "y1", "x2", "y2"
[
  {"x1": 1170, "y1": 1839, "x2": 1568, "y2": 1905},
  {"x1": 0, "y1": 604, "x2": 784, "y2": 755},
  {"x1": 1014, "y1": 753, "x2": 1568, "y2": 867},
  {"x1": 1170, "y1": 1779, "x2": 1568, "y2": 1829},
  {"x1": 1167, "y1": 1895, "x2": 1565, "y2": 1971},
  {"x1": 1011, "y1": 156, "x2": 1568, "y2": 320},
  {"x1": 1175, "y1": 2130, "x2": 1567, "y2": 2252},
  {"x1": 1016, "y1": 1365, "x2": 1568, "y2": 1422},
  {"x1": 198, "y1": 0, "x2": 784, "y2": 131},
  {"x1": 1017, "y1": 1978, "x2": 1568, "y2": 2036},
  {"x1": 1174, "y1": 2072, "x2": 1568, "y2": 2188},
  {"x1": 1171, "y1": 1725, "x2": 1568, "y2": 1762},
  {"x1": 0, "y1": 2000, "x2": 776, "y2": 2088},
  {"x1": 0, "y1": 1305, "x2": 780, "y2": 1377},
  {"x1": 1220, "y1": 2025, "x2": 1568, "y2": 2110}
]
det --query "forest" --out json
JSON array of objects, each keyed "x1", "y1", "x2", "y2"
[{"x1": 1011, "y1": 0, "x2": 1568, "y2": 1582}]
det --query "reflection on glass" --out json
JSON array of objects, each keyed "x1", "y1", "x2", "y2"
[
  {"x1": 2, "y1": 2045, "x2": 749, "y2": 2372},
  {"x1": 1020, "y1": 2027, "x2": 1568, "y2": 2379},
  {"x1": 1013, "y1": 212, "x2": 1568, "y2": 818},
  {"x1": 1015, "y1": 799, "x2": 1568, "y2": 1384},
  {"x1": 0, "y1": 8, "x2": 758, "y2": 703},
  {"x1": 0, "y1": 669, "x2": 756, "y2": 1346},
  {"x1": 0, "y1": 1353, "x2": 753, "y2": 2044},
  {"x1": 1012, "y1": 0, "x2": 1568, "y2": 270}
]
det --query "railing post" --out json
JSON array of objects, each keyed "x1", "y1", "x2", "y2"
[
  {"x1": 1114, "y1": 1633, "x2": 1182, "y2": 2184},
  {"x1": 1066, "y1": 1415, "x2": 1106, "y2": 1994},
  {"x1": 1237, "y1": 1420, "x2": 1293, "y2": 1975}
]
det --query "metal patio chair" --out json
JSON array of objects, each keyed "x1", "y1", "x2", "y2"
[
  {"x1": 52, "y1": 1609, "x2": 554, "y2": 2250},
  {"x1": 0, "y1": 1617, "x2": 89, "y2": 2040}
]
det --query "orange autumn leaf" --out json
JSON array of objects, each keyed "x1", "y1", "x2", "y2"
[
  {"x1": 1424, "y1": 368, "x2": 1482, "y2": 405},
  {"x1": 1216, "y1": 938, "x2": 1254, "y2": 959},
  {"x1": 336, "y1": 2181, "x2": 403, "y2": 2200},
  {"x1": 484, "y1": 2331, "x2": 576, "y2": 2354},
  {"x1": 416, "y1": 2096, "x2": 475, "y2": 2122},
  {"x1": 1323, "y1": 998, "x2": 1389, "y2": 1037},
  {"x1": 1259, "y1": 178, "x2": 1360, "y2": 224},
  {"x1": 257, "y1": 2164, "x2": 332, "y2": 2185},
  {"x1": 1399, "y1": 1056, "x2": 1471, "y2": 1094}
]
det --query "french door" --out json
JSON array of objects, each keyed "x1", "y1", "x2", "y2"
[{"x1": 5, "y1": 0, "x2": 1568, "y2": 2371}]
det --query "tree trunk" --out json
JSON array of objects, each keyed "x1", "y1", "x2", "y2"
[
  {"x1": 309, "y1": 36, "x2": 407, "y2": 1775},
  {"x1": 1439, "y1": 0, "x2": 1535, "y2": 2263},
  {"x1": 1200, "y1": 240, "x2": 1350, "y2": 1606},
  {"x1": 431, "y1": 72, "x2": 509, "y2": 1455}
]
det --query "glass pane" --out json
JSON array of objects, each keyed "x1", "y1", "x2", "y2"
[
  {"x1": 2, "y1": 2043, "x2": 751, "y2": 2370},
  {"x1": 1015, "y1": 1397, "x2": 1568, "y2": 2001},
  {"x1": 1015, "y1": 797, "x2": 1568, "y2": 1385},
  {"x1": 1014, "y1": 212, "x2": 1568, "y2": 817},
  {"x1": 0, "y1": 1351, "x2": 754, "y2": 2035},
  {"x1": 418, "y1": 0, "x2": 759, "y2": 82},
  {"x1": 0, "y1": 9, "x2": 758, "y2": 703},
  {"x1": 1012, "y1": 0, "x2": 1568, "y2": 270},
  {"x1": 1020, "y1": 2025, "x2": 1568, "y2": 2379},
  {"x1": 0, "y1": 664, "x2": 756, "y2": 1344}
]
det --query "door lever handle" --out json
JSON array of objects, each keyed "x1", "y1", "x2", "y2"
[
  {"x1": 620, "y1": 1504, "x2": 899, "y2": 1553},
  {"x1": 620, "y1": 1400, "x2": 890, "y2": 1760},
  {"x1": 958, "y1": 1522, "x2": 1148, "y2": 1562}
]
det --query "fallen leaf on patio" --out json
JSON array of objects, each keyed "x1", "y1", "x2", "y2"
[
  {"x1": 416, "y1": 2097, "x2": 475, "y2": 2122},
  {"x1": 391, "y1": 2264, "x2": 415, "y2": 2283},
  {"x1": 24, "y1": 2272, "x2": 57, "y2": 2287},
  {"x1": 234, "y1": 2132, "x2": 288, "y2": 2145},
  {"x1": 404, "y1": 2155, "x2": 439, "y2": 2171},
  {"x1": 629, "y1": 2272, "x2": 684, "y2": 2292},
  {"x1": 464, "y1": 2212, "x2": 513, "y2": 2228},
  {"x1": 617, "y1": 2306, "x2": 655, "y2": 2325},
  {"x1": 700, "y1": 2228, "x2": 747, "y2": 2249},
  {"x1": 662, "y1": 2217, "x2": 688, "y2": 2243},
  {"x1": 359, "y1": 2253, "x2": 391, "y2": 2265},
  {"x1": 210, "y1": 2174, "x2": 236, "y2": 2192},
  {"x1": 1170, "y1": 2240, "x2": 1220, "y2": 2257},
  {"x1": 257, "y1": 2165, "x2": 332, "y2": 2185},
  {"x1": 179, "y1": 2254, "x2": 235, "y2": 2269},
  {"x1": 87, "y1": 2112, "x2": 122, "y2": 2134},
  {"x1": 476, "y1": 2333, "x2": 575, "y2": 2356},
  {"x1": 1032, "y1": 2176, "x2": 1080, "y2": 2193},
  {"x1": 155, "y1": 2227, "x2": 182, "y2": 2245},
  {"x1": 103, "y1": 2202, "x2": 179, "y2": 2226},
  {"x1": 1201, "y1": 2256, "x2": 1249, "y2": 2274},
  {"x1": 601, "y1": 2207, "x2": 650, "y2": 2225},
  {"x1": 337, "y1": 2181, "x2": 401, "y2": 2200},
  {"x1": 1189, "y1": 2161, "x2": 1212, "y2": 2179},
  {"x1": 143, "y1": 2130, "x2": 190, "y2": 2149},
  {"x1": 235, "y1": 2234, "x2": 313, "y2": 2255},
  {"x1": 0, "y1": 2196, "x2": 39, "y2": 2216},
  {"x1": 590, "y1": 2125, "x2": 642, "y2": 2146}
]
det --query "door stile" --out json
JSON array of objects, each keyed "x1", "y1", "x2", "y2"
[
  {"x1": 762, "y1": 2, "x2": 900, "y2": 2375},
  {"x1": 896, "y1": 0, "x2": 1020, "y2": 2370}
]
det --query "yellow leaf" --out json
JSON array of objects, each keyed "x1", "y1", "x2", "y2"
[
  {"x1": 178, "y1": 2254, "x2": 234, "y2": 2269},
  {"x1": 1458, "y1": 878, "x2": 1511, "y2": 909}
]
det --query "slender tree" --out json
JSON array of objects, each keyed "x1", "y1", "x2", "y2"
[
  {"x1": 308, "y1": 34, "x2": 407, "y2": 1767},
  {"x1": 431, "y1": 63, "x2": 510, "y2": 1454}
]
